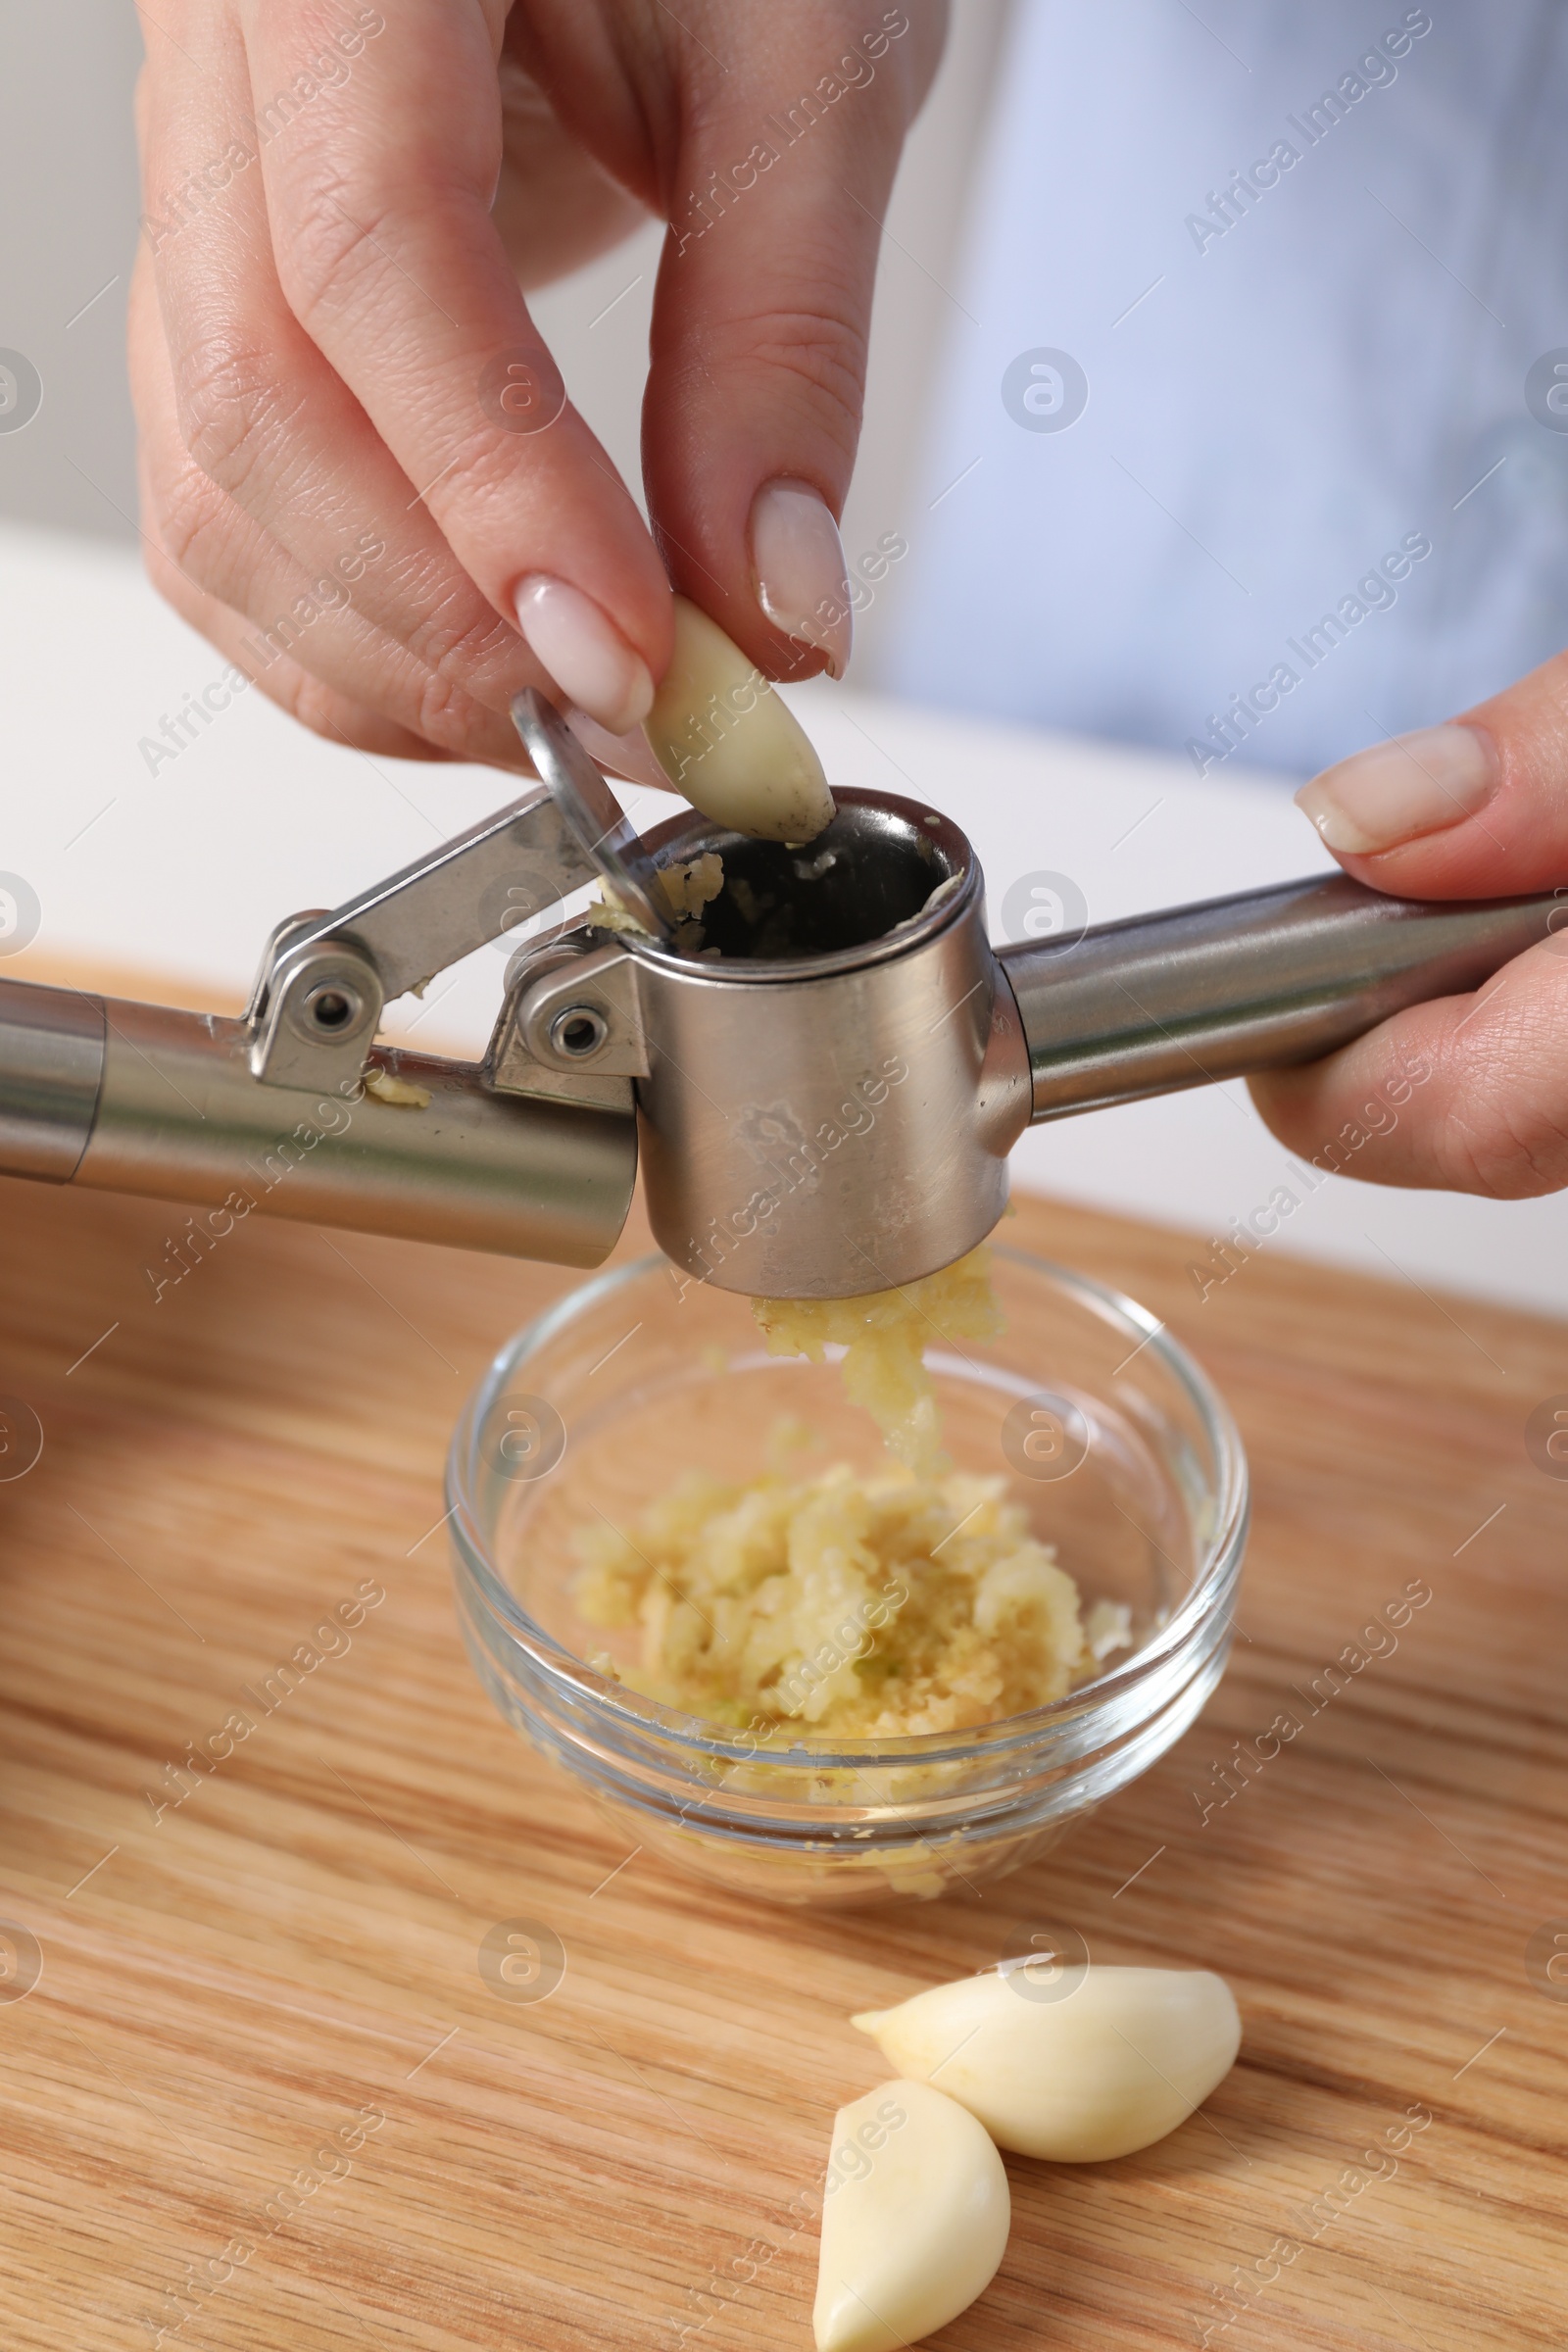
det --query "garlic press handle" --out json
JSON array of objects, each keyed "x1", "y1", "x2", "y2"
[
  {"x1": 0, "y1": 698, "x2": 655, "y2": 1266},
  {"x1": 999, "y1": 872, "x2": 1563, "y2": 1120},
  {"x1": 0, "y1": 976, "x2": 636, "y2": 1268}
]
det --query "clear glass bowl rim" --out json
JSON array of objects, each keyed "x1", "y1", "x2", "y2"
[{"x1": 445, "y1": 1245, "x2": 1249, "y2": 1773}]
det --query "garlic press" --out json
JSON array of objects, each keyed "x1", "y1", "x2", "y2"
[{"x1": 0, "y1": 692, "x2": 1555, "y2": 1297}]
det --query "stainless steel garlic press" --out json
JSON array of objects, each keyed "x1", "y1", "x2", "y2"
[{"x1": 0, "y1": 691, "x2": 1557, "y2": 1298}]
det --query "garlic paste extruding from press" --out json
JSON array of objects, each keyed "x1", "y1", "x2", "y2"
[
  {"x1": 643, "y1": 595, "x2": 836, "y2": 843},
  {"x1": 811, "y1": 2080, "x2": 1009, "y2": 2352},
  {"x1": 853, "y1": 1964, "x2": 1242, "y2": 2162},
  {"x1": 753, "y1": 1244, "x2": 1004, "y2": 1477}
]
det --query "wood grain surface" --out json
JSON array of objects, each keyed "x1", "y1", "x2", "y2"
[{"x1": 2, "y1": 1120, "x2": 1565, "y2": 2351}]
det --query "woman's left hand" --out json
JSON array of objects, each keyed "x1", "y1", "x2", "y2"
[{"x1": 1249, "y1": 653, "x2": 1568, "y2": 1196}]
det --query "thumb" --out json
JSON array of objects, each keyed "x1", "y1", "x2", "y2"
[
  {"x1": 640, "y1": 7, "x2": 943, "y2": 679},
  {"x1": 1294, "y1": 647, "x2": 1568, "y2": 899}
]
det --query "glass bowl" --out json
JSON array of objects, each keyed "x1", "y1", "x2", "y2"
[{"x1": 447, "y1": 1247, "x2": 1248, "y2": 1908}]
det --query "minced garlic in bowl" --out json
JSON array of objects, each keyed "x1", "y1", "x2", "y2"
[
  {"x1": 450, "y1": 1249, "x2": 1248, "y2": 1903},
  {"x1": 571, "y1": 1249, "x2": 1129, "y2": 1741},
  {"x1": 575, "y1": 1453, "x2": 1130, "y2": 1740}
]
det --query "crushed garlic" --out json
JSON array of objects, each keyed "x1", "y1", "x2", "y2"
[
  {"x1": 591, "y1": 851, "x2": 725, "y2": 956},
  {"x1": 571, "y1": 1243, "x2": 1131, "y2": 1740},
  {"x1": 656, "y1": 851, "x2": 725, "y2": 922},
  {"x1": 752, "y1": 1244, "x2": 1005, "y2": 1476},
  {"x1": 363, "y1": 1067, "x2": 431, "y2": 1108},
  {"x1": 573, "y1": 1456, "x2": 1114, "y2": 1740}
]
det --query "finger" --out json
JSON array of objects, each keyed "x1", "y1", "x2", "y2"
[
  {"x1": 1249, "y1": 938, "x2": 1568, "y2": 1198},
  {"x1": 492, "y1": 48, "x2": 651, "y2": 291},
  {"x1": 134, "y1": 13, "x2": 538, "y2": 763},
  {"x1": 144, "y1": 507, "x2": 455, "y2": 764},
  {"x1": 131, "y1": 249, "x2": 527, "y2": 771},
  {"x1": 637, "y1": 3, "x2": 946, "y2": 677},
  {"x1": 237, "y1": 0, "x2": 672, "y2": 730},
  {"x1": 1293, "y1": 643, "x2": 1568, "y2": 899}
]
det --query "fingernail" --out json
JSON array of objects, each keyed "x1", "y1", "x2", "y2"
[
  {"x1": 1295, "y1": 723, "x2": 1498, "y2": 854},
  {"x1": 749, "y1": 479, "x2": 852, "y2": 676},
  {"x1": 564, "y1": 705, "x2": 671, "y2": 794},
  {"x1": 514, "y1": 576, "x2": 655, "y2": 735}
]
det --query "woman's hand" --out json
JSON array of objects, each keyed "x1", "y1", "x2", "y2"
[
  {"x1": 130, "y1": 1, "x2": 943, "y2": 767},
  {"x1": 1250, "y1": 658, "x2": 1568, "y2": 1197}
]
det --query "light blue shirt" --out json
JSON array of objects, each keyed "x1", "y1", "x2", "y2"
[{"x1": 892, "y1": 0, "x2": 1568, "y2": 780}]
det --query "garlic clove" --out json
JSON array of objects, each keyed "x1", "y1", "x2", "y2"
[
  {"x1": 812, "y1": 2079, "x2": 1008, "y2": 2352},
  {"x1": 853, "y1": 1965, "x2": 1241, "y2": 2163},
  {"x1": 643, "y1": 596, "x2": 835, "y2": 843}
]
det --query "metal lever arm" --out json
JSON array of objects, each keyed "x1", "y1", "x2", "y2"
[
  {"x1": 270, "y1": 783, "x2": 597, "y2": 1004},
  {"x1": 999, "y1": 872, "x2": 1563, "y2": 1121},
  {"x1": 245, "y1": 691, "x2": 674, "y2": 1093},
  {"x1": 246, "y1": 780, "x2": 602, "y2": 1089},
  {"x1": 0, "y1": 705, "x2": 654, "y2": 1269}
]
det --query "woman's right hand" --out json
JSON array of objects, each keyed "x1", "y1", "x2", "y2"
[{"x1": 129, "y1": 1, "x2": 944, "y2": 769}]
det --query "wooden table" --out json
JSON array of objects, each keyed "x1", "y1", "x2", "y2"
[{"x1": 2, "y1": 1125, "x2": 1565, "y2": 2350}]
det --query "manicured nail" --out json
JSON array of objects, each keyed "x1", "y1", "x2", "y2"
[
  {"x1": 514, "y1": 576, "x2": 654, "y2": 736},
  {"x1": 564, "y1": 705, "x2": 670, "y2": 794},
  {"x1": 1295, "y1": 723, "x2": 1497, "y2": 854},
  {"x1": 749, "y1": 479, "x2": 852, "y2": 676}
]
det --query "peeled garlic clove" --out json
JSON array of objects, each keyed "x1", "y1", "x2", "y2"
[
  {"x1": 813, "y1": 2079, "x2": 1008, "y2": 2352},
  {"x1": 643, "y1": 596, "x2": 835, "y2": 843},
  {"x1": 853, "y1": 1965, "x2": 1241, "y2": 2163}
]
